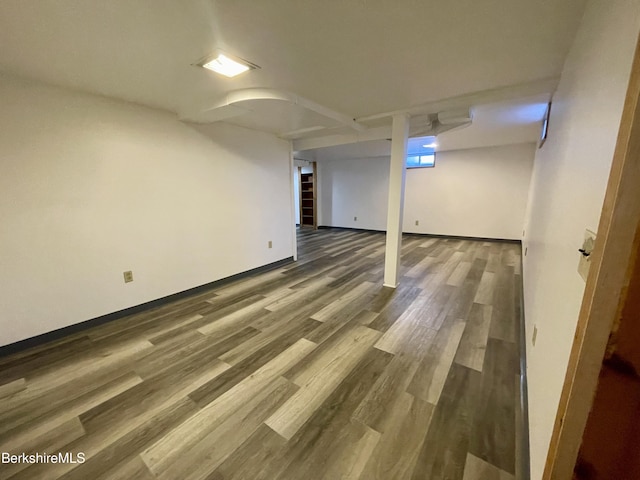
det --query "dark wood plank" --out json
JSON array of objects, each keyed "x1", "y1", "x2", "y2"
[
  {"x1": 411, "y1": 363, "x2": 481, "y2": 480},
  {"x1": 187, "y1": 318, "x2": 318, "y2": 407},
  {"x1": 489, "y1": 264, "x2": 517, "y2": 342},
  {"x1": 367, "y1": 285, "x2": 423, "y2": 332},
  {"x1": 468, "y1": 338, "x2": 518, "y2": 474},
  {"x1": 57, "y1": 398, "x2": 198, "y2": 480}
]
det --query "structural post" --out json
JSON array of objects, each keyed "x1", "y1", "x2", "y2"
[{"x1": 383, "y1": 113, "x2": 409, "y2": 288}]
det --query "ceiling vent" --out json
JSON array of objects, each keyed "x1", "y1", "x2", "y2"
[{"x1": 438, "y1": 108, "x2": 473, "y2": 125}]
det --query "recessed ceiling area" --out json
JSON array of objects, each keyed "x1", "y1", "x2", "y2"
[
  {"x1": 0, "y1": 0, "x2": 586, "y2": 148},
  {"x1": 299, "y1": 95, "x2": 549, "y2": 162}
]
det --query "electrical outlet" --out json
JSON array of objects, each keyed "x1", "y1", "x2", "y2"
[
  {"x1": 532, "y1": 325, "x2": 538, "y2": 346},
  {"x1": 123, "y1": 271, "x2": 133, "y2": 283},
  {"x1": 578, "y1": 229, "x2": 596, "y2": 282},
  {"x1": 268, "y1": 240, "x2": 272, "y2": 249},
  {"x1": 415, "y1": 220, "x2": 419, "y2": 226},
  {"x1": 354, "y1": 216, "x2": 357, "y2": 221}
]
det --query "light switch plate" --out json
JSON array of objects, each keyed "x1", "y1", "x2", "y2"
[{"x1": 578, "y1": 229, "x2": 596, "y2": 282}]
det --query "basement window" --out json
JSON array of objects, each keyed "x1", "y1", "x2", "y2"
[{"x1": 406, "y1": 153, "x2": 436, "y2": 168}]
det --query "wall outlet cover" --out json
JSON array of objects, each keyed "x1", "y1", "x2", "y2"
[
  {"x1": 123, "y1": 271, "x2": 133, "y2": 283},
  {"x1": 578, "y1": 229, "x2": 596, "y2": 282}
]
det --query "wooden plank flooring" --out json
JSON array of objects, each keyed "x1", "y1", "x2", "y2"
[{"x1": 0, "y1": 228, "x2": 522, "y2": 479}]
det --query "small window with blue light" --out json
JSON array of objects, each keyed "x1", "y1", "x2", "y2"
[
  {"x1": 406, "y1": 136, "x2": 437, "y2": 168},
  {"x1": 406, "y1": 153, "x2": 435, "y2": 168}
]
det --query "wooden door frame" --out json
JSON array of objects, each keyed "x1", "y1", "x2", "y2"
[
  {"x1": 298, "y1": 162, "x2": 318, "y2": 230},
  {"x1": 312, "y1": 161, "x2": 318, "y2": 229},
  {"x1": 543, "y1": 34, "x2": 640, "y2": 479},
  {"x1": 297, "y1": 166, "x2": 303, "y2": 228}
]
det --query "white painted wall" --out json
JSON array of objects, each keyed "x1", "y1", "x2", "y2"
[
  {"x1": 521, "y1": 0, "x2": 640, "y2": 478},
  {"x1": 317, "y1": 143, "x2": 534, "y2": 240},
  {"x1": 317, "y1": 156, "x2": 390, "y2": 231},
  {"x1": 0, "y1": 74, "x2": 293, "y2": 347},
  {"x1": 404, "y1": 144, "x2": 535, "y2": 239}
]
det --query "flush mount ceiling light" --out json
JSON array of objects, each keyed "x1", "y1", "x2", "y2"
[{"x1": 197, "y1": 51, "x2": 260, "y2": 78}]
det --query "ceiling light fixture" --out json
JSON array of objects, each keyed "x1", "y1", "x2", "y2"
[{"x1": 198, "y1": 52, "x2": 259, "y2": 78}]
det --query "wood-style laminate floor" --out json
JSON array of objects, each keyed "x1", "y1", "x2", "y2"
[{"x1": 0, "y1": 228, "x2": 523, "y2": 480}]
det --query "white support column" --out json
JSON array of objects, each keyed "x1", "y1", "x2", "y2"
[{"x1": 383, "y1": 113, "x2": 410, "y2": 288}]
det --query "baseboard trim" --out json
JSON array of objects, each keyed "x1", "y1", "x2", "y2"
[
  {"x1": 518, "y1": 255, "x2": 531, "y2": 480},
  {"x1": 406, "y1": 231, "x2": 521, "y2": 244},
  {"x1": 317, "y1": 225, "x2": 386, "y2": 233},
  {"x1": 0, "y1": 256, "x2": 294, "y2": 358},
  {"x1": 317, "y1": 225, "x2": 521, "y2": 244}
]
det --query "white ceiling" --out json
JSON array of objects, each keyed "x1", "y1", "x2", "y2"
[
  {"x1": 0, "y1": 1, "x2": 586, "y2": 147},
  {"x1": 304, "y1": 95, "x2": 550, "y2": 161}
]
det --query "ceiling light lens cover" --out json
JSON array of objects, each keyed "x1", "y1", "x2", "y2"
[{"x1": 202, "y1": 54, "x2": 252, "y2": 77}]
